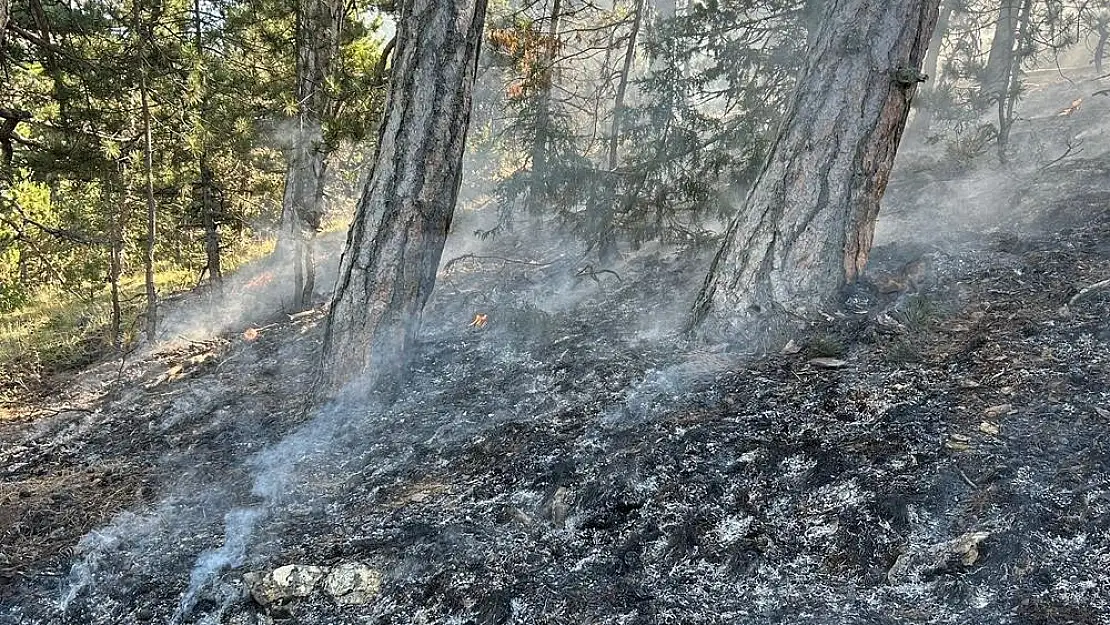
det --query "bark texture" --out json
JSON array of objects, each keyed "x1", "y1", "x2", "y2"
[
  {"x1": 0, "y1": 0, "x2": 9, "y2": 50},
  {"x1": 690, "y1": 0, "x2": 940, "y2": 337},
  {"x1": 317, "y1": 0, "x2": 488, "y2": 400},
  {"x1": 279, "y1": 0, "x2": 345, "y2": 309},
  {"x1": 983, "y1": 0, "x2": 1020, "y2": 101}
]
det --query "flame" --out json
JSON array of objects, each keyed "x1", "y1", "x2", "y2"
[
  {"x1": 468, "y1": 313, "x2": 488, "y2": 328},
  {"x1": 243, "y1": 328, "x2": 260, "y2": 341}
]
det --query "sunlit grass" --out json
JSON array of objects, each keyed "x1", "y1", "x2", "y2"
[{"x1": 0, "y1": 236, "x2": 277, "y2": 396}]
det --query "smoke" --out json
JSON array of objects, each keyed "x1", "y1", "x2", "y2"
[
  {"x1": 170, "y1": 508, "x2": 264, "y2": 623},
  {"x1": 59, "y1": 507, "x2": 170, "y2": 614},
  {"x1": 167, "y1": 398, "x2": 360, "y2": 622}
]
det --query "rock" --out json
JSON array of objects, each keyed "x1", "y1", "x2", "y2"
[
  {"x1": 945, "y1": 434, "x2": 970, "y2": 452},
  {"x1": 323, "y1": 563, "x2": 382, "y2": 605},
  {"x1": 243, "y1": 564, "x2": 327, "y2": 607},
  {"x1": 887, "y1": 531, "x2": 990, "y2": 584},
  {"x1": 984, "y1": 404, "x2": 1012, "y2": 418}
]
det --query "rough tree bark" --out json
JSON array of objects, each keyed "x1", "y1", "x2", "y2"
[
  {"x1": 278, "y1": 0, "x2": 345, "y2": 310},
  {"x1": 0, "y1": 0, "x2": 9, "y2": 51},
  {"x1": 317, "y1": 0, "x2": 488, "y2": 400},
  {"x1": 983, "y1": 0, "x2": 1020, "y2": 101},
  {"x1": 689, "y1": 0, "x2": 940, "y2": 338}
]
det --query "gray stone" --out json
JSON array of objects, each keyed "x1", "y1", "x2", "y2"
[
  {"x1": 323, "y1": 563, "x2": 382, "y2": 605},
  {"x1": 243, "y1": 564, "x2": 327, "y2": 607}
]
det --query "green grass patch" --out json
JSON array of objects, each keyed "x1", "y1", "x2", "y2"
[{"x1": 0, "y1": 236, "x2": 276, "y2": 402}]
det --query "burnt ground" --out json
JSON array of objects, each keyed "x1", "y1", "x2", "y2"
[{"x1": 3, "y1": 86, "x2": 1110, "y2": 624}]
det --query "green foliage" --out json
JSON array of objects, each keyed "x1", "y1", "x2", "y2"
[
  {"x1": 893, "y1": 295, "x2": 940, "y2": 332},
  {"x1": 0, "y1": 0, "x2": 385, "y2": 385},
  {"x1": 0, "y1": 235, "x2": 273, "y2": 397},
  {"x1": 474, "y1": 0, "x2": 807, "y2": 250}
]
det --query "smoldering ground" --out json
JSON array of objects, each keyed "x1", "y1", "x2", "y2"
[{"x1": 3, "y1": 74, "x2": 1110, "y2": 625}]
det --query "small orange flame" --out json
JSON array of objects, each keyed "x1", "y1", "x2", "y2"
[{"x1": 468, "y1": 313, "x2": 488, "y2": 328}]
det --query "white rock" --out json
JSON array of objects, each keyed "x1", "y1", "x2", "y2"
[
  {"x1": 323, "y1": 563, "x2": 382, "y2": 605},
  {"x1": 243, "y1": 564, "x2": 327, "y2": 607}
]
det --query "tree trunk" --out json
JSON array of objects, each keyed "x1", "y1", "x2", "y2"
[
  {"x1": 996, "y1": 0, "x2": 1033, "y2": 163},
  {"x1": 983, "y1": 0, "x2": 1020, "y2": 102},
  {"x1": 194, "y1": 0, "x2": 222, "y2": 298},
  {"x1": 106, "y1": 183, "x2": 125, "y2": 351},
  {"x1": 1095, "y1": 21, "x2": 1109, "y2": 76},
  {"x1": 689, "y1": 0, "x2": 940, "y2": 337},
  {"x1": 908, "y1": 0, "x2": 953, "y2": 136},
  {"x1": 526, "y1": 0, "x2": 562, "y2": 218},
  {"x1": 317, "y1": 0, "x2": 488, "y2": 400},
  {"x1": 140, "y1": 70, "x2": 158, "y2": 340},
  {"x1": 606, "y1": 0, "x2": 644, "y2": 174},
  {"x1": 593, "y1": 0, "x2": 645, "y2": 261},
  {"x1": 278, "y1": 0, "x2": 345, "y2": 310},
  {"x1": 0, "y1": 0, "x2": 10, "y2": 50},
  {"x1": 200, "y1": 157, "x2": 223, "y2": 296}
]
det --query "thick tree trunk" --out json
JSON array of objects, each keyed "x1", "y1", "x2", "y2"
[
  {"x1": 689, "y1": 0, "x2": 940, "y2": 337},
  {"x1": 317, "y1": 0, "x2": 488, "y2": 400},
  {"x1": 908, "y1": 0, "x2": 953, "y2": 136},
  {"x1": 526, "y1": 0, "x2": 562, "y2": 218},
  {"x1": 140, "y1": 71, "x2": 158, "y2": 340},
  {"x1": 278, "y1": 0, "x2": 345, "y2": 310}
]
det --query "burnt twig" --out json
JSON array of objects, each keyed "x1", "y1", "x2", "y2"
[{"x1": 1068, "y1": 278, "x2": 1110, "y2": 308}]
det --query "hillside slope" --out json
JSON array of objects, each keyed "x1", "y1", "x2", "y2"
[{"x1": 2, "y1": 80, "x2": 1110, "y2": 625}]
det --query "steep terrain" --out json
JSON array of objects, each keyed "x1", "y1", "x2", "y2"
[{"x1": 2, "y1": 77, "x2": 1110, "y2": 625}]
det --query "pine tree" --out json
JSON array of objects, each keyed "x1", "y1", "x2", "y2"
[{"x1": 690, "y1": 0, "x2": 940, "y2": 340}]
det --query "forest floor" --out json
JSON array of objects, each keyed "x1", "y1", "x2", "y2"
[{"x1": 2, "y1": 76, "x2": 1110, "y2": 625}]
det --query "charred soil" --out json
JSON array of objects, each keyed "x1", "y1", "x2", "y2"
[{"x1": 2, "y1": 155, "x2": 1110, "y2": 624}]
